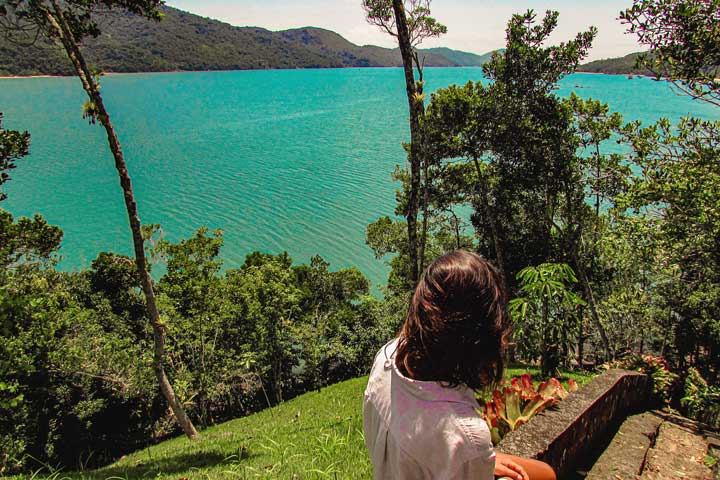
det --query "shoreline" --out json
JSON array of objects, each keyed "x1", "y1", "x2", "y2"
[
  {"x1": 0, "y1": 74, "x2": 59, "y2": 79},
  {"x1": 0, "y1": 67, "x2": 651, "y2": 80},
  {"x1": 576, "y1": 70, "x2": 654, "y2": 78},
  {"x1": 0, "y1": 67, "x2": 468, "y2": 80}
]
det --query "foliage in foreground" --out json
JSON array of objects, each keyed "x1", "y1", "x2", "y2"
[
  {"x1": 606, "y1": 355, "x2": 720, "y2": 429},
  {"x1": 6, "y1": 369, "x2": 595, "y2": 480},
  {"x1": 371, "y1": 5, "x2": 720, "y2": 393},
  {"x1": 621, "y1": 0, "x2": 720, "y2": 106},
  {"x1": 604, "y1": 354, "x2": 679, "y2": 405},
  {"x1": 682, "y1": 367, "x2": 720, "y2": 428},
  {"x1": 0, "y1": 211, "x2": 402, "y2": 474}
]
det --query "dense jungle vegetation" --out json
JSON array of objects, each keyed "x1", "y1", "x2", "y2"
[{"x1": 0, "y1": 0, "x2": 719, "y2": 475}]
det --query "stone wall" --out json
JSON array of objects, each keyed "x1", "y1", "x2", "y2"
[{"x1": 497, "y1": 369, "x2": 650, "y2": 479}]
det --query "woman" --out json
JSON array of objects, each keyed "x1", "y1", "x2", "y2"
[{"x1": 363, "y1": 251, "x2": 556, "y2": 480}]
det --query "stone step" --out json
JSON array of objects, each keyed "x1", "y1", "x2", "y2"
[
  {"x1": 585, "y1": 411, "x2": 664, "y2": 480},
  {"x1": 640, "y1": 415, "x2": 713, "y2": 480}
]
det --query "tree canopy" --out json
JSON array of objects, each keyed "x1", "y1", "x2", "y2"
[
  {"x1": 0, "y1": 113, "x2": 29, "y2": 202},
  {"x1": 621, "y1": 0, "x2": 720, "y2": 105}
]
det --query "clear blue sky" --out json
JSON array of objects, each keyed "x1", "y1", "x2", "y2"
[{"x1": 165, "y1": 0, "x2": 641, "y2": 61}]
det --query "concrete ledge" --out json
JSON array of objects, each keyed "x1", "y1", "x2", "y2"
[{"x1": 498, "y1": 369, "x2": 650, "y2": 479}]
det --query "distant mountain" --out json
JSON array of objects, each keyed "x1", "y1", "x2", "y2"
[
  {"x1": 275, "y1": 27, "x2": 455, "y2": 68},
  {"x1": 578, "y1": 52, "x2": 653, "y2": 75},
  {"x1": 422, "y1": 48, "x2": 497, "y2": 67},
  {"x1": 0, "y1": 6, "x2": 492, "y2": 76}
]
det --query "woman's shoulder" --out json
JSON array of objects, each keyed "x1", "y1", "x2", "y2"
[
  {"x1": 368, "y1": 339, "x2": 399, "y2": 376},
  {"x1": 401, "y1": 399, "x2": 495, "y2": 478},
  {"x1": 365, "y1": 339, "x2": 399, "y2": 396},
  {"x1": 449, "y1": 401, "x2": 495, "y2": 454}
]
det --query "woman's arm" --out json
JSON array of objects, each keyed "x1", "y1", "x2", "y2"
[{"x1": 495, "y1": 452, "x2": 557, "y2": 480}]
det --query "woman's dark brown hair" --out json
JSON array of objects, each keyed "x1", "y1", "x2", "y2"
[{"x1": 395, "y1": 250, "x2": 511, "y2": 390}]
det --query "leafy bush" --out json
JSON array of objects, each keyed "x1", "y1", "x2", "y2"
[
  {"x1": 479, "y1": 374, "x2": 578, "y2": 445},
  {"x1": 604, "y1": 354, "x2": 679, "y2": 404},
  {"x1": 681, "y1": 368, "x2": 720, "y2": 428},
  {"x1": 1, "y1": 213, "x2": 398, "y2": 474}
]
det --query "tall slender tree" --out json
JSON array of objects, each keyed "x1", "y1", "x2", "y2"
[
  {"x1": 362, "y1": 0, "x2": 445, "y2": 285},
  {"x1": 0, "y1": 0, "x2": 198, "y2": 439}
]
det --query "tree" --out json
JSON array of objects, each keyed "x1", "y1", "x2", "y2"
[
  {"x1": 156, "y1": 227, "x2": 225, "y2": 426},
  {"x1": 422, "y1": 10, "x2": 596, "y2": 286},
  {"x1": 618, "y1": 0, "x2": 720, "y2": 379},
  {"x1": 418, "y1": 11, "x2": 624, "y2": 362},
  {"x1": 483, "y1": 11, "x2": 596, "y2": 96},
  {"x1": 560, "y1": 94, "x2": 630, "y2": 360},
  {"x1": 227, "y1": 258, "x2": 301, "y2": 404},
  {"x1": 0, "y1": 0, "x2": 198, "y2": 438},
  {"x1": 293, "y1": 256, "x2": 372, "y2": 388},
  {"x1": 0, "y1": 212, "x2": 61, "y2": 472},
  {"x1": 363, "y1": 0, "x2": 446, "y2": 285},
  {"x1": 0, "y1": 113, "x2": 30, "y2": 202},
  {"x1": 593, "y1": 215, "x2": 669, "y2": 357},
  {"x1": 623, "y1": 117, "x2": 720, "y2": 377},
  {"x1": 0, "y1": 211, "x2": 63, "y2": 270},
  {"x1": 621, "y1": 0, "x2": 720, "y2": 106},
  {"x1": 510, "y1": 263, "x2": 586, "y2": 377}
]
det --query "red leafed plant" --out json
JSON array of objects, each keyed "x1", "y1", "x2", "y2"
[{"x1": 480, "y1": 374, "x2": 578, "y2": 444}]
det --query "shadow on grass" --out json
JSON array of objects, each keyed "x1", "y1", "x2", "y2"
[{"x1": 79, "y1": 450, "x2": 254, "y2": 479}]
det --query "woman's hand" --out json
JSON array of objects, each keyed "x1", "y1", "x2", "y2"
[{"x1": 494, "y1": 452, "x2": 530, "y2": 480}]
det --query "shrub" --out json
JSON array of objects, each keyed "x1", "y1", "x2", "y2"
[
  {"x1": 681, "y1": 368, "x2": 720, "y2": 428},
  {"x1": 604, "y1": 354, "x2": 679, "y2": 405}
]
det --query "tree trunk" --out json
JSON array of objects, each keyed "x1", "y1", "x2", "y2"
[
  {"x1": 44, "y1": 1, "x2": 198, "y2": 440},
  {"x1": 540, "y1": 295, "x2": 559, "y2": 378},
  {"x1": 418, "y1": 160, "x2": 430, "y2": 273},
  {"x1": 577, "y1": 305, "x2": 585, "y2": 366},
  {"x1": 638, "y1": 335, "x2": 644, "y2": 354},
  {"x1": 268, "y1": 315, "x2": 283, "y2": 404},
  {"x1": 451, "y1": 211, "x2": 461, "y2": 249},
  {"x1": 472, "y1": 157, "x2": 508, "y2": 287},
  {"x1": 414, "y1": 49, "x2": 429, "y2": 275},
  {"x1": 392, "y1": 0, "x2": 422, "y2": 286},
  {"x1": 571, "y1": 251, "x2": 613, "y2": 361}
]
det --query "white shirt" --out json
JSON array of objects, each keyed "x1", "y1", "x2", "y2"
[{"x1": 363, "y1": 339, "x2": 496, "y2": 480}]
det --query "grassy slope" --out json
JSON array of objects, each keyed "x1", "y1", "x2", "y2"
[{"x1": 20, "y1": 368, "x2": 594, "y2": 480}]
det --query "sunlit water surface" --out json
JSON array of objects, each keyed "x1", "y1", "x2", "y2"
[{"x1": 1, "y1": 68, "x2": 718, "y2": 286}]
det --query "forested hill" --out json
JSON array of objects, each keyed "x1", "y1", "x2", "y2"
[
  {"x1": 0, "y1": 6, "x2": 490, "y2": 76},
  {"x1": 577, "y1": 52, "x2": 653, "y2": 75},
  {"x1": 423, "y1": 47, "x2": 496, "y2": 66}
]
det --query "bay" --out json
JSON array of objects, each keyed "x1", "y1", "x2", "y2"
[{"x1": 1, "y1": 68, "x2": 718, "y2": 287}]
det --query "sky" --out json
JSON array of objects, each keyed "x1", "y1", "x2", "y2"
[{"x1": 165, "y1": 0, "x2": 642, "y2": 62}]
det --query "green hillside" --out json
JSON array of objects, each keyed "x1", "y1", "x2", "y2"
[
  {"x1": 0, "y1": 6, "x2": 489, "y2": 76},
  {"x1": 578, "y1": 52, "x2": 652, "y2": 75},
  {"x1": 423, "y1": 47, "x2": 500, "y2": 67}
]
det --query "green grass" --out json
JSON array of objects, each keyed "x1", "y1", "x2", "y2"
[
  {"x1": 15, "y1": 368, "x2": 595, "y2": 480},
  {"x1": 505, "y1": 365, "x2": 595, "y2": 388}
]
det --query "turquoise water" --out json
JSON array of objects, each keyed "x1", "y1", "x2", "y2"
[{"x1": 1, "y1": 68, "x2": 718, "y2": 286}]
